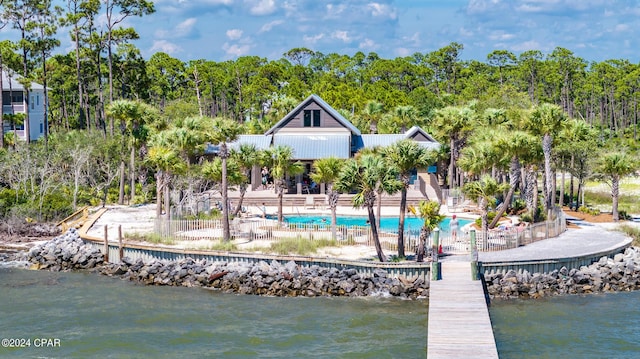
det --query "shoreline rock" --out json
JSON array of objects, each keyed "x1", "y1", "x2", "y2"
[
  {"x1": 484, "y1": 247, "x2": 640, "y2": 299},
  {"x1": 23, "y1": 229, "x2": 430, "y2": 299},
  {"x1": 24, "y1": 229, "x2": 640, "y2": 300}
]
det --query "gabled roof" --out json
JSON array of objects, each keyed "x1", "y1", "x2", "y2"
[
  {"x1": 404, "y1": 126, "x2": 438, "y2": 143},
  {"x1": 264, "y1": 94, "x2": 361, "y2": 136},
  {"x1": 1, "y1": 70, "x2": 44, "y2": 91}
]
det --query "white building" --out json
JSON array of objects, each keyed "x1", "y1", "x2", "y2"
[{"x1": 1, "y1": 69, "x2": 46, "y2": 142}]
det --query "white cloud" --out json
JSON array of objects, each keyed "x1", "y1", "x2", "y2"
[
  {"x1": 150, "y1": 40, "x2": 182, "y2": 55},
  {"x1": 175, "y1": 18, "x2": 197, "y2": 35},
  {"x1": 614, "y1": 24, "x2": 629, "y2": 32},
  {"x1": 395, "y1": 47, "x2": 411, "y2": 57},
  {"x1": 359, "y1": 38, "x2": 378, "y2": 50},
  {"x1": 326, "y1": 3, "x2": 347, "y2": 18},
  {"x1": 303, "y1": 33, "x2": 325, "y2": 44},
  {"x1": 246, "y1": 0, "x2": 277, "y2": 16},
  {"x1": 510, "y1": 40, "x2": 544, "y2": 52},
  {"x1": 368, "y1": 3, "x2": 397, "y2": 19},
  {"x1": 332, "y1": 30, "x2": 351, "y2": 43},
  {"x1": 259, "y1": 20, "x2": 284, "y2": 33},
  {"x1": 154, "y1": 18, "x2": 197, "y2": 39},
  {"x1": 226, "y1": 29, "x2": 243, "y2": 40},
  {"x1": 223, "y1": 42, "x2": 251, "y2": 57},
  {"x1": 489, "y1": 32, "x2": 515, "y2": 41},
  {"x1": 402, "y1": 32, "x2": 420, "y2": 47}
]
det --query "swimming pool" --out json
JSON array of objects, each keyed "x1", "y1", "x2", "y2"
[{"x1": 282, "y1": 215, "x2": 471, "y2": 235}]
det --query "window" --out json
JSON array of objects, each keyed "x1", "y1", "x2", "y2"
[
  {"x1": 303, "y1": 110, "x2": 321, "y2": 127},
  {"x1": 40, "y1": 123, "x2": 43, "y2": 134}
]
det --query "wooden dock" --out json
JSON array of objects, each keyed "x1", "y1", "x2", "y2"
[{"x1": 427, "y1": 261, "x2": 499, "y2": 358}]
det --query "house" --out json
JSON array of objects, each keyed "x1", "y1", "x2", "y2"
[
  {"x1": 1, "y1": 69, "x2": 46, "y2": 142},
  {"x1": 209, "y1": 94, "x2": 442, "y2": 199}
]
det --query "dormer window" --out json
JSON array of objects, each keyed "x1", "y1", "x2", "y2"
[{"x1": 303, "y1": 109, "x2": 320, "y2": 127}]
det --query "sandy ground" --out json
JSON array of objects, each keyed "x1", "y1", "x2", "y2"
[{"x1": 85, "y1": 204, "x2": 391, "y2": 261}]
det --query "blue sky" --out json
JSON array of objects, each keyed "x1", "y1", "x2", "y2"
[{"x1": 7, "y1": 0, "x2": 640, "y2": 63}]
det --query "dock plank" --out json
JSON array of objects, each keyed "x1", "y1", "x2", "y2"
[{"x1": 427, "y1": 261, "x2": 499, "y2": 359}]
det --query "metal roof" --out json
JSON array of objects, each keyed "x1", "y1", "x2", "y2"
[
  {"x1": 356, "y1": 132, "x2": 440, "y2": 152},
  {"x1": 231, "y1": 135, "x2": 272, "y2": 150},
  {"x1": 359, "y1": 134, "x2": 406, "y2": 149},
  {"x1": 273, "y1": 134, "x2": 351, "y2": 160},
  {"x1": 1, "y1": 70, "x2": 44, "y2": 91},
  {"x1": 205, "y1": 135, "x2": 272, "y2": 154}
]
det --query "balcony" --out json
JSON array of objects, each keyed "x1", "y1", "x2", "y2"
[{"x1": 2, "y1": 103, "x2": 25, "y2": 114}]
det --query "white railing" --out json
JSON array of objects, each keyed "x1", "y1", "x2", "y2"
[{"x1": 151, "y1": 209, "x2": 566, "y2": 255}]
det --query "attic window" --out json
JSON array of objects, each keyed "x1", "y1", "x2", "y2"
[{"x1": 303, "y1": 110, "x2": 320, "y2": 127}]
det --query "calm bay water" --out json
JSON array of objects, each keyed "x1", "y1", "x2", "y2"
[
  {"x1": 0, "y1": 265, "x2": 428, "y2": 358},
  {"x1": 3, "y1": 263, "x2": 640, "y2": 358},
  {"x1": 490, "y1": 291, "x2": 640, "y2": 359}
]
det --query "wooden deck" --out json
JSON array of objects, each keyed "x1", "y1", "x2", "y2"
[{"x1": 427, "y1": 261, "x2": 499, "y2": 359}]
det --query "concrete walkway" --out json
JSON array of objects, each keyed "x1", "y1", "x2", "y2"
[{"x1": 478, "y1": 223, "x2": 633, "y2": 263}]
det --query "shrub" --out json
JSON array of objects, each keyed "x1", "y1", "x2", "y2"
[{"x1": 578, "y1": 206, "x2": 600, "y2": 216}]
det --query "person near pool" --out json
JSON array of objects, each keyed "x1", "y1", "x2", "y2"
[{"x1": 450, "y1": 214, "x2": 459, "y2": 240}]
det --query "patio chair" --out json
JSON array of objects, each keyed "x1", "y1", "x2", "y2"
[{"x1": 304, "y1": 196, "x2": 315, "y2": 209}]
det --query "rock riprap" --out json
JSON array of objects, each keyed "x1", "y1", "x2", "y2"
[
  {"x1": 484, "y1": 247, "x2": 640, "y2": 299},
  {"x1": 27, "y1": 228, "x2": 104, "y2": 270},
  {"x1": 26, "y1": 229, "x2": 429, "y2": 299}
]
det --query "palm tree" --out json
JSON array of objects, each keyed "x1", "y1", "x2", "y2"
[
  {"x1": 146, "y1": 140, "x2": 186, "y2": 218},
  {"x1": 432, "y1": 104, "x2": 477, "y2": 189},
  {"x1": 336, "y1": 154, "x2": 401, "y2": 262},
  {"x1": 230, "y1": 144, "x2": 261, "y2": 216},
  {"x1": 488, "y1": 130, "x2": 539, "y2": 229},
  {"x1": 310, "y1": 157, "x2": 344, "y2": 240},
  {"x1": 262, "y1": 145, "x2": 304, "y2": 226},
  {"x1": 106, "y1": 100, "x2": 158, "y2": 205},
  {"x1": 462, "y1": 175, "x2": 509, "y2": 244},
  {"x1": 203, "y1": 117, "x2": 242, "y2": 241},
  {"x1": 361, "y1": 100, "x2": 383, "y2": 134},
  {"x1": 557, "y1": 119, "x2": 596, "y2": 208},
  {"x1": 384, "y1": 139, "x2": 435, "y2": 258},
  {"x1": 393, "y1": 105, "x2": 418, "y2": 133},
  {"x1": 596, "y1": 151, "x2": 637, "y2": 221},
  {"x1": 527, "y1": 103, "x2": 567, "y2": 216},
  {"x1": 415, "y1": 200, "x2": 445, "y2": 262}
]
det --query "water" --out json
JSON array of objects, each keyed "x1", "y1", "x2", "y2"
[
  {"x1": 491, "y1": 291, "x2": 640, "y2": 358},
  {"x1": 5, "y1": 264, "x2": 640, "y2": 358},
  {"x1": 0, "y1": 266, "x2": 428, "y2": 358},
  {"x1": 282, "y1": 215, "x2": 471, "y2": 235}
]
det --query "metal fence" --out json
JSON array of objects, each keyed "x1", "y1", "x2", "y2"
[{"x1": 153, "y1": 208, "x2": 566, "y2": 255}]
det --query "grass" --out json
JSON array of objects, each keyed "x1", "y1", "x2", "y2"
[
  {"x1": 126, "y1": 232, "x2": 176, "y2": 245},
  {"x1": 268, "y1": 236, "x2": 340, "y2": 256},
  {"x1": 191, "y1": 241, "x2": 238, "y2": 251},
  {"x1": 617, "y1": 225, "x2": 640, "y2": 246},
  {"x1": 583, "y1": 191, "x2": 640, "y2": 214}
]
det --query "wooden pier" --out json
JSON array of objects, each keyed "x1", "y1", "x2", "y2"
[{"x1": 427, "y1": 261, "x2": 499, "y2": 358}]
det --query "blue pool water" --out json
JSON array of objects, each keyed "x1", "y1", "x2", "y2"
[{"x1": 283, "y1": 215, "x2": 471, "y2": 235}]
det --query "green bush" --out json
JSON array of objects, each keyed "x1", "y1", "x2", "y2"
[
  {"x1": 475, "y1": 211, "x2": 498, "y2": 227},
  {"x1": 578, "y1": 206, "x2": 600, "y2": 216}
]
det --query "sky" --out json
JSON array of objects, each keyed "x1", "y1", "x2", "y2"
[{"x1": 6, "y1": 0, "x2": 640, "y2": 63}]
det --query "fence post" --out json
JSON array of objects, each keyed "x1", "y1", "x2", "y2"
[
  {"x1": 118, "y1": 225, "x2": 123, "y2": 263},
  {"x1": 431, "y1": 228, "x2": 441, "y2": 280},
  {"x1": 103, "y1": 224, "x2": 109, "y2": 263},
  {"x1": 470, "y1": 229, "x2": 478, "y2": 280}
]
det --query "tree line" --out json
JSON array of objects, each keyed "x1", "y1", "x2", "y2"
[{"x1": 1, "y1": 1, "x2": 638, "y2": 261}]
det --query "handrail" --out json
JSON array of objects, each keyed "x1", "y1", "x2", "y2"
[{"x1": 56, "y1": 206, "x2": 90, "y2": 232}]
